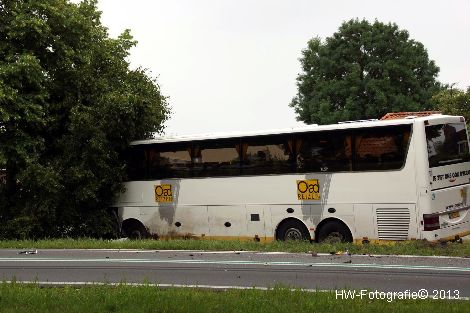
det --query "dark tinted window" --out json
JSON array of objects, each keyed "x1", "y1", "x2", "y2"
[
  {"x1": 354, "y1": 125, "x2": 411, "y2": 171},
  {"x1": 125, "y1": 125, "x2": 413, "y2": 180},
  {"x1": 125, "y1": 146, "x2": 147, "y2": 180},
  {"x1": 297, "y1": 131, "x2": 352, "y2": 172},
  {"x1": 426, "y1": 123, "x2": 470, "y2": 167},
  {"x1": 125, "y1": 142, "x2": 192, "y2": 180},
  {"x1": 241, "y1": 135, "x2": 295, "y2": 175},
  {"x1": 192, "y1": 139, "x2": 241, "y2": 177},
  {"x1": 147, "y1": 142, "x2": 192, "y2": 179}
]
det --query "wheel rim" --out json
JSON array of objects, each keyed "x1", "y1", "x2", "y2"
[
  {"x1": 284, "y1": 228, "x2": 303, "y2": 240},
  {"x1": 323, "y1": 231, "x2": 343, "y2": 243},
  {"x1": 129, "y1": 229, "x2": 143, "y2": 239}
]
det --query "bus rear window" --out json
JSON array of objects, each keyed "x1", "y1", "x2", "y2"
[{"x1": 426, "y1": 123, "x2": 470, "y2": 168}]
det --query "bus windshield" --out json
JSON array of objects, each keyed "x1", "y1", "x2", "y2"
[{"x1": 426, "y1": 122, "x2": 470, "y2": 168}]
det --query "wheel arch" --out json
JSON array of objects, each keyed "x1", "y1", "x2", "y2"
[
  {"x1": 275, "y1": 217, "x2": 311, "y2": 240},
  {"x1": 315, "y1": 217, "x2": 353, "y2": 242},
  {"x1": 121, "y1": 218, "x2": 147, "y2": 234}
]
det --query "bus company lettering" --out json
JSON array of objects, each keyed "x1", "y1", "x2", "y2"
[
  {"x1": 297, "y1": 179, "x2": 320, "y2": 200},
  {"x1": 432, "y1": 169, "x2": 470, "y2": 182},
  {"x1": 154, "y1": 184, "x2": 173, "y2": 203}
]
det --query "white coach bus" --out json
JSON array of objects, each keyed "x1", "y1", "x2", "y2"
[{"x1": 115, "y1": 114, "x2": 470, "y2": 243}]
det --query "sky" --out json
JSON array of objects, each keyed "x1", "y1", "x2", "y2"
[{"x1": 96, "y1": 0, "x2": 470, "y2": 136}]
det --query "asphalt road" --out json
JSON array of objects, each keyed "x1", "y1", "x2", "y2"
[{"x1": 1, "y1": 249, "x2": 469, "y2": 298}]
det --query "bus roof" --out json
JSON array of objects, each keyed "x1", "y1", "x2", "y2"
[{"x1": 131, "y1": 113, "x2": 456, "y2": 145}]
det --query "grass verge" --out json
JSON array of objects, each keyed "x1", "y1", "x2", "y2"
[
  {"x1": 0, "y1": 238, "x2": 469, "y2": 257},
  {"x1": 0, "y1": 282, "x2": 467, "y2": 313}
]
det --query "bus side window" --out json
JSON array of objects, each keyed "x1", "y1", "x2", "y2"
[
  {"x1": 241, "y1": 135, "x2": 295, "y2": 175},
  {"x1": 192, "y1": 139, "x2": 240, "y2": 177},
  {"x1": 296, "y1": 131, "x2": 351, "y2": 173},
  {"x1": 147, "y1": 143, "x2": 192, "y2": 179},
  {"x1": 354, "y1": 126, "x2": 411, "y2": 171},
  {"x1": 125, "y1": 147, "x2": 147, "y2": 180}
]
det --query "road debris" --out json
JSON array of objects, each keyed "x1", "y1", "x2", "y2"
[
  {"x1": 18, "y1": 249, "x2": 37, "y2": 255},
  {"x1": 330, "y1": 250, "x2": 351, "y2": 256}
]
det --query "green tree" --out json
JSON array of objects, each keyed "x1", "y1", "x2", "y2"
[
  {"x1": 432, "y1": 86, "x2": 470, "y2": 128},
  {"x1": 291, "y1": 19, "x2": 440, "y2": 124},
  {"x1": 0, "y1": 0, "x2": 170, "y2": 238}
]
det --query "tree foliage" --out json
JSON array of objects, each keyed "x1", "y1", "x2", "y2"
[
  {"x1": 432, "y1": 86, "x2": 470, "y2": 127},
  {"x1": 291, "y1": 19, "x2": 440, "y2": 124},
  {"x1": 0, "y1": 0, "x2": 170, "y2": 238}
]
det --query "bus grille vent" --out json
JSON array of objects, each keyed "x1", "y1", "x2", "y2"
[{"x1": 376, "y1": 208, "x2": 410, "y2": 241}]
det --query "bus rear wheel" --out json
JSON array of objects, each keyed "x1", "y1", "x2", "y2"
[
  {"x1": 317, "y1": 221, "x2": 352, "y2": 243},
  {"x1": 277, "y1": 220, "x2": 310, "y2": 241}
]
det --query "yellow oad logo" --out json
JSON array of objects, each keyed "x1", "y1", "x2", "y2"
[
  {"x1": 297, "y1": 179, "x2": 320, "y2": 200},
  {"x1": 155, "y1": 184, "x2": 173, "y2": 203}
]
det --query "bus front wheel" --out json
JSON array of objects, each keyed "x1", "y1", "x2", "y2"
[
  {"x1": 122, "y1": 220, "x2": 149, "y2": 239},
  {"x1": 317, "y1": 221, "x2": 352, "y2": 243},
  {"x1": 277, "y1": 220, "x2": 310, "y2": 241}
]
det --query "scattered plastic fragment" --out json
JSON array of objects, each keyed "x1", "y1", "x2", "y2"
[
  {"x1": 18, "y1": 249, "x2": 37, "y2": 255},
  {"x1": 328, "y1": 250, "x2": 351, "y2": 256}
]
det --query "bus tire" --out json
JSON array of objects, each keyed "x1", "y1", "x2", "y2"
[
  {"x1": 122, "y1": 220, "x2": 149, "y2": 239},
  {"x1": 317, "y1": 220, "x2": 352, "y2": 243},
  {"x1": 277, "y1": 219, "x2": 310, "y2": 241}
]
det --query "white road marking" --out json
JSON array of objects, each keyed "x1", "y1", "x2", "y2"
[{"x1": 1, "y1": 257, "x2": 470, "y2": 272}]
